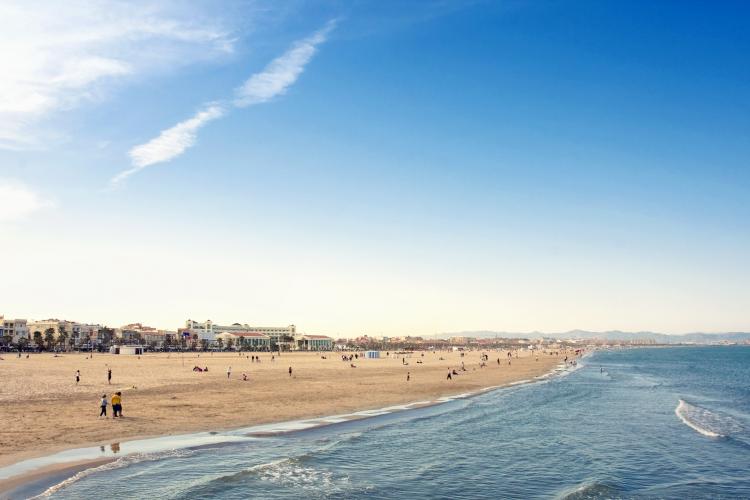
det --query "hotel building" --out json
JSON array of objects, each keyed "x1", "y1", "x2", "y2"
[{"x1": 183, "y1": 319, "x2": 296, "y2": 347}]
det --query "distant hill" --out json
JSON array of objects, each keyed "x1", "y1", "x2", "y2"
[{"x1": 442, "y1": 330, "x2": 750, "y2": 344}]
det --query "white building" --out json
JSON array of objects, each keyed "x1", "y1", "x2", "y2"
[
  {"x1": 294, "y1": 335, "x2": 333, "y2": 351},
  {"x1": 183, "y1": 319, "x2": 296, "y2": 347},
  {"x1": 72, "y1": 323, "x2": 103, "y2": 346},
  {"x1": 110, "y1": 345, "x2": 144, "y2": 355},
  {"x1": 215, "y1": 331, "x2": 271, "y2": 350},
  {"x1": 0, "y1": 316, "x2": 29, "y2": 343}
]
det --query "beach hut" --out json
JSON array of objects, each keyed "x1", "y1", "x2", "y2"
[
  {"x1": 109, "y1": 345, "x2": 144, "y2": 355},
  {"x1": 365, "y1": 351, "x2": 380, "y2": 359}
]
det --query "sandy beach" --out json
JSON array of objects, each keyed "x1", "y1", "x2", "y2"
[{"x1": 0, "y1": 349, "x2": 569, "y2": 470}]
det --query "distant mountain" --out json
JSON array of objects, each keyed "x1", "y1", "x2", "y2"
[{"x1": 443, "y1": 330, "x2": 750, "y2": 344}]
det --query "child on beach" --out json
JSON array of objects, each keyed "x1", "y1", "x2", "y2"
[
  {"x1": 99, "y1": 394, "x2": 108, "y2": 418},
  {"x1": 76, "y1": 370, "x2": 80, "y2": 384}
]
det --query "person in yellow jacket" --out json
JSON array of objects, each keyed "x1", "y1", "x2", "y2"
[{"x1": 112, "y1": 392, "x2": 123, "y2": 418}]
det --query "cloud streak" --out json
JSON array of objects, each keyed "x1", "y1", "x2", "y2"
[
  {"x1": 113, "y1": 20, "x2": 335, "y2": 184},
  {"x1": 113, "y1": 104, "x2": 225, "y2": 184},
  {"x1": 234, "y1": 20, "x2": 336, "y2": 107}
]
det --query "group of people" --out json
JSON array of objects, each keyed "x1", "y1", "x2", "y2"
[
  {"x1": 99, "y1": 392, "x2": 123, "y2": 418},
  {"x1": 76, "y1": 367, "x2": 113, "y2": 385},
  {"x1": 73, "y1": 367, "x2": 123, "y2": 417},
  {"x1": 224, "y1": 364, "x2": 294, "y2": 380}
]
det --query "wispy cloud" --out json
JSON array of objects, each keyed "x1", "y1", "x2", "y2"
[
  {"x1": 112, "y1": 104, "x2": 226, "y2": 184},
  {"x1": 0, "y1": 0, "x2": 235, "y2": 150},
  {"x1": 234, "y1": 20, "x2": 336, "y2": 107},
  {"x1": 113, "y1": 21, "x2": 336, "y2": 184},
  {"x1": 0, "y1": 180, "x2": 53, "y2": 222}
]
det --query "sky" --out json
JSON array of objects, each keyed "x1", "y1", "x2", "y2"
[{"x1": 1, "y1": 0, "x2": 749, "y2": 336}]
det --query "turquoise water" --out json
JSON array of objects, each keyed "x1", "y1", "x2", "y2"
[{"x1": 39, "y1": 347, "x2": 750, "y2": 499}]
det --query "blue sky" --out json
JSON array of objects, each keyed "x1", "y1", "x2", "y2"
[{"x1": 1, "y1": 0, "x2": 748, "y2": 335}]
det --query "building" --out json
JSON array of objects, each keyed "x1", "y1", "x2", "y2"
[
  {"x1": 215, "y1": 331, "x2": 271, "y2": 350},
  {"x1": 117, "y1": 323, "x2": 176, "y2": 348},
  {"x1": 0, "y1": 316, "x2": 28, "y2": 344},
  {"x1": 27, "y1": 319, "x2": 72, "y2": 345},
  {"x1": 294, "y1": 334, "x2": 333, "y2": 351},
  {"x1": 23, "y1": 319, "x2": 105, "y2": 348},
  {"x1": 110, "y1": 345, "x2": 144, "y2": 355},
  {"x1": 183, "y1": 319, "x2": 296, "y2": 347},
  {"x1": 71, "y1": 323, "x2": 103, "y2": 347}
]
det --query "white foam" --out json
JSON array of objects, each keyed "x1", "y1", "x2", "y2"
[
  {"x1": 675, "y1": 399, "x2": 722, "y2": 438},
  {"x1": 240, "y1": 457, "x2": 356, "y2": 494},
  {"x1": 29, "y1": 449, "x2": 195, "y2": 498},
  {"x1": 507, "y1": 379, "x2": 533, "y2": 386}
]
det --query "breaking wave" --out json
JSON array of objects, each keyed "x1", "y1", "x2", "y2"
[
  {"x1": 557, "y1": 480, "x2": 621, "y2": 499},
  {"x1": 30, "y1": 449, "x2": 195, "y2": 498},
  {"x1": 675, "y1": 399, "x2": 744, "y2": 439}
]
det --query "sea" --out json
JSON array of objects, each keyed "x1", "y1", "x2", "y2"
[{"x1": 27, "y1": 346, "x2": 750, "y2": 499}]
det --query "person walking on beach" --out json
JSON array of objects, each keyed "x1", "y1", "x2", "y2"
[
  {"x1": 99, "y1": 394, "x2": 108, "y2": 418},
  {"x1": 288, "y1": 366, "x2": 293, "y2": 377},
  {"x1": 112, "y1": 392, "x2": 122, "y2": 417},
  {"x1": 447, "y1": 370, "x2": 452, "y2": 380},
  {"x1": 108, "y1": 368, "x2": 112, "y2": 384},
  {"x1": 76, "y1": 370, "x2": 80, "y2": 385},
  {"x1": 227, "y1": 366, "x2": 232, "y2": 379},
  {"x1": 407, "y1": 372, "x2": 410, "y2": 382}
]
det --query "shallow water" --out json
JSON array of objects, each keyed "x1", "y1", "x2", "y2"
[{"x1": 37, "y1": 346, "x2": 750, "y2": 499}]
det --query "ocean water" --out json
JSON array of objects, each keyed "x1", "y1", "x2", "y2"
[{"x1": 37, "y1": 347, "x2": 750, "y2": 499}]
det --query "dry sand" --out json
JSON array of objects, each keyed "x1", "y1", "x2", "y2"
[{"x1": 0, "y1": 349, "x2": 570, "y2": 468}]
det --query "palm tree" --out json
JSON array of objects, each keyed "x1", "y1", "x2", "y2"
[
  {"x1": 57, "y1": 325, "x2": 68, "y2": 351},
  {"x1": 100, "y1": 327, "x2": 115, "y2": 348},
  {"x1": 33, "y1": 331, "x2": 43, "y2": 349},
  {"x1": 44, "y1": 328, "x2": 55, "y2": 351}
]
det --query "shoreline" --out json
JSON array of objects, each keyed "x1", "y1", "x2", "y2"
[
  {"x1": 0, "y1": 350, "x2": 568, "y2": 466},
  {"x1": 0, "y1": 356, "x2": 583, "y2": 498}
]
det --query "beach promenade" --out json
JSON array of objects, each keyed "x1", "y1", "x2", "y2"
[{"x1": 0, "y1": 349, "x2": 567, "y2": 468}]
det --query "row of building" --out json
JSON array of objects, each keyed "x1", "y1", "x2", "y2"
[{"x1": 0, "y1": 316, "x2": 333, "y2": 351}]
